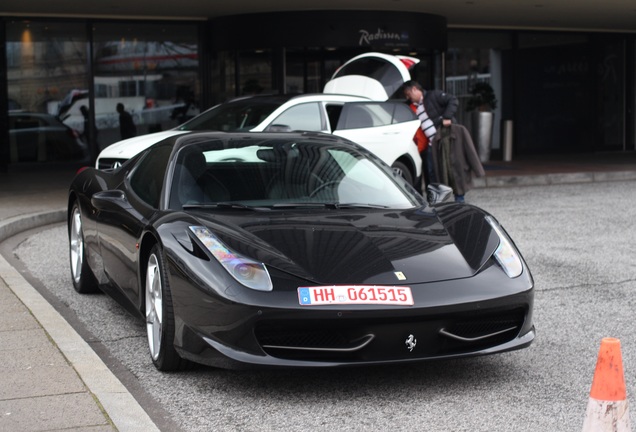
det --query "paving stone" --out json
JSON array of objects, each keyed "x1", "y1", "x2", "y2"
[
  {"x1": 0, "y1": 363, "x2": 86, "y2": 400},
  {"x1": 0, "y1": 393, "x2": 113, "y2": 431}
]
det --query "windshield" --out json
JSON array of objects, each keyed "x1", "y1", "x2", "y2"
[
  {"x1": 178, "y1": 98, "x2": 282, "y2": 132},
  {"x1": 168, "y1": 136, "x2": 423, "y2": 211}
]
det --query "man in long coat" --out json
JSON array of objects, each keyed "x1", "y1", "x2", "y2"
[{"x1": 430, "y1": 123, "x2": 485, "y2": 202}]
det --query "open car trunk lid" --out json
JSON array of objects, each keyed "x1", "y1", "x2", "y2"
[{"x1": 324, "y1": 52, "x2": 419, "y2": 101}]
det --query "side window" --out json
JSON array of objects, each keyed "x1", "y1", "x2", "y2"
[
  {"x1": 270, "y1": 103, "x2": 323, "y2": 132},
  {"x1": 364, "y1": 104, "x2": 393, "y2": 126},
  {"x1": 14, "y1": 115, "x2": 39, "y2": 130},
  {"x1": 391, "y1": 103, "x2": 418, "y2": 124},
  {"x1": 336, "y1": 102, "x2": 416, "y2": 130},
  {"x1": 129, "y1": 145, "x2": 172, "y2": 208},
  {"x1": 337, "y1": 104, "x2": 375, "y2": 130},
  {"x1": 337, "y1": 104, "x2": 384, "y2": 129}
]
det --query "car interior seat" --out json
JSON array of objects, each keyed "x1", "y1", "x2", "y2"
[
  {"x1": 259, "y1": 145, "x2": 324, "y2": 200},
  {"x1": 174, "y1": 149, "x2": 231, "y2": 207}
]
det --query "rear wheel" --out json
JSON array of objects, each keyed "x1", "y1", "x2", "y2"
[
  {"x1": 145, "y1": 244, "x2": 190, "y2": 371},
  {"x1": 69, "y1": 203, "x2": 99, "y2": 293},
  {"x1": 391, "y1": 161, "x2": 414, "y2": 186}
]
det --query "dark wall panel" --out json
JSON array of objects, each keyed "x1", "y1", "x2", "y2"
[
  {"x1": 515, "y1": 44, "x2": 595, "y2": 153},
  {"x1": 210, "y1": 11, "x2": 446, "y2": 51}
]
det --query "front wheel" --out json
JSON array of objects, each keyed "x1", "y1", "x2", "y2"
[
  {"x1": 145, "y1": 244, "x2": 190, "y2": 371},
  {"x1": 69, "y1": 202, "x2": 99, "y2": 294}
]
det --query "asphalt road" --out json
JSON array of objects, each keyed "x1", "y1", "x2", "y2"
[{"x1": 6, "y1": 180, "x2": 636, "y2": 432}]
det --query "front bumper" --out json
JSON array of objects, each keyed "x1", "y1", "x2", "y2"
[{"x1": 169, "y1": 263, "x2": 535, "y2": 369}]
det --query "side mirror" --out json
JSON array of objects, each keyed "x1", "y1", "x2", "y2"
[
  {"x1": 91, "y1": 190, "x2": 132, "y2": 211},
  {"x1": 426, "y1": 183, "x2": 454, "y2": 204},
  {"x1": 266, "y1": 124, "x2": 292, "y2": 132}
]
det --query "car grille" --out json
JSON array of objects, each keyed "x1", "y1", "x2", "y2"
[
  {"x1": 97, "y1": 158, "x2": 126, "y2": 170},
  {"x1": 254, "y1": 309, "x2": 527, "y2": 362}
]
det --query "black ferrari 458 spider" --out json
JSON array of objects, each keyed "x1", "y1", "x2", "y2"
[{"x1": 68, "y1": 131, "x2": 534, "y2": 370}]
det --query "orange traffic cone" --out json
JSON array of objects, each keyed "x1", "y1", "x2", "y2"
[{"x1": 582, "y1": 337, "x2": 631, "y2": 431}]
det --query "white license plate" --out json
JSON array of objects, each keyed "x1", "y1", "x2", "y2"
[{"x1": 298, "y1": 285, "x2": 414, "y2": 306}]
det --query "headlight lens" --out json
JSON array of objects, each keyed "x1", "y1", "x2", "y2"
[
  {"x1": 189, "y1": 226, "x2": 273, "y2": 291},
  {"x1": 485, "y1": 216, "x2": 523, "y2": 278}
]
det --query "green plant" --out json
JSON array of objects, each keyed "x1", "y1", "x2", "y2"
[{"x1": 466, "y1": 82, "x2": 497, "y2": 111}]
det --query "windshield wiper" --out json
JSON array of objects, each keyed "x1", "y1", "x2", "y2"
[
  {"x1": 183, "y1": 202, "x2": 269, "y2": 211},
  {"x1": 271, "y1": 203, "x2": 334, "y2": 209},
  {"x1": 333, "y1": 203, "x2": 390, "y2": 209},
  {"x1": 270, "y1": 202, "x2": 389, "y2": 209}
]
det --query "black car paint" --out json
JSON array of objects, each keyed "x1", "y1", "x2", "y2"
[
  {"x1": 153, "y1": 209, "x2": 533, "y2": 368},
  {"x1": 69, "y1": 132, "x2": 534, "y2": 368},
  {"x1": 178, "y1": 205, "x2": 496, "y2": 284}
]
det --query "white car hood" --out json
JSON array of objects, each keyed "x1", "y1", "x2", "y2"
[{"x1": 95, "y1": 130, "x2": 188, "y2": 168}]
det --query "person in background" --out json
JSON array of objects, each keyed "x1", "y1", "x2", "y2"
[
  {"x1": 403, "y1": 80, "x2": 459, "y2": 188},
  {"x1": 116, "y1": 103, "x2": 137, "y2": 140},
  {"x1": 80, "y1": 105, "x2": 99, "y2": 146},
  {"x1": 79, "y1": 105, "x2": 90, "y2": 143}
]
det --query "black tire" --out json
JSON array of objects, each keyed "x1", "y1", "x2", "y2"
[
  {"x1": 68, "y1": 202, "x2": 99, "y2": 294},
  {"x1": 145, "y1": 244, "x2": 190, "y2": 371},
  {"x1": 391, "y1": 161, "x2": 414, "y2": 186}
]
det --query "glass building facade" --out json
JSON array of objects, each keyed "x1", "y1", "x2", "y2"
[
  {"x1": 3, "y1": 19, "x2": 201, "y2": 166},
  {"x1": 1, "y1": 12, "x2": 635, "y2": 171}
]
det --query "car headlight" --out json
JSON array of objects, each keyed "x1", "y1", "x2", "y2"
[
  {"x1": 189, "y1": 226, "x2": 273, "y2": 291},
  {"x1": 485, "y1": 216, "x2": 523, "y2": 278}
]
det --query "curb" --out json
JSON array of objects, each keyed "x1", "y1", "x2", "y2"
[
  {"x1": 0, "y1": 209, "x2": 66, "y2": 243},
  {"x1": 0, "y1": 211, "x2": 160, "y2": 432},
  {"x1": 473, "y1": 170, "x2": 636, "y2": 188}
]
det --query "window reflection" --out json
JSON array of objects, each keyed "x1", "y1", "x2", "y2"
[
  {"x1": 92, "y1": 23, "x2": 200, "y2": 150},
  {"x1": 4, "y1": 20, "x2": 200, "y2": 165},
  {"x1": 446, "y1": 31, "x2": 512, "y2": 152},
  {"x1": 238, "y1": 49, "x2": 271, "y2": 96},
  {"x1": 6, "y1": 21, "x2": 89, "y2": 163}
]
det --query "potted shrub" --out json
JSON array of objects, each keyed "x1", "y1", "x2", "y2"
[
  {"x1": 466, "y1": 82, "x2": 498, "y2": 112},
  {"x1": 466, "y1": 82, "x2": 497, "y2": 162}
]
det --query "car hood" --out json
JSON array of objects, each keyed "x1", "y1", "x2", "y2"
[
  {"x1": 96, "y1": 130, "x2": 188, "y2": 163},
  {"x1": 192, "y1": 204, "x2": 499, "y2": 285}
]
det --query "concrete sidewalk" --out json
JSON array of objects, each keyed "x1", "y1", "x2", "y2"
[
  {"x1": 0, "y1": 165, "x2": 159, "y2": 432},
  {"x1": 1, "y1": 152, "x2": 636, "y2": 432}
]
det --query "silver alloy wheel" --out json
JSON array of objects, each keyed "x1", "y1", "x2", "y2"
[
  {"x1": 69, "y1": 207, "x2": 83, "y2": 284},
  {"x1": 146, "y1": 253, "x2": 163, "y2": 361}
]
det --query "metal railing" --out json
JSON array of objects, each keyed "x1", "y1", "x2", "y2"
[{"x1": 445, "y1": 73, "x2": 491, "y2": 98}]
